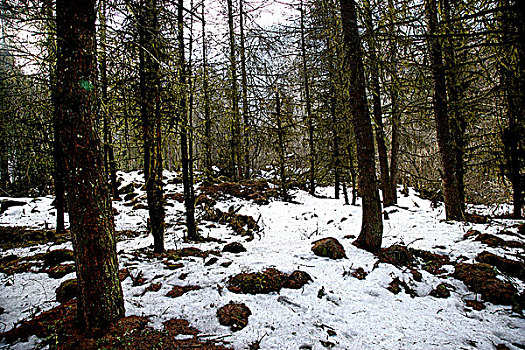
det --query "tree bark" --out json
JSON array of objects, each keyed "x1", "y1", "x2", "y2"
[
  {"x1": 425, "y1": 0, "x2": 464, "y2": 220},
  {"x1": 387, "y1": 0, "x2": 400, "y2": 205},
  {"x1": 226, "y1": 0, "x2": 242, "y2": 180},
  {"x1": 300, "y1": 0, "x2": 315, "y2": 196},
  {"x1": 239, "y1": 0, "x2": 250, "y2": 179},
  {"x1": 201, "y1": 1, "x2": 212, "y2": 181},
  {"x1": 55, "y1": 0, "x2": 124, "y2": 331},
  {"x1": 275, "y1": 87, "x2": 289, "y2": 202},
  {"x1": 178, "y1": 0, "x2": 198, "y2": 240},
  {"x1": 339, "y1": 0, "x2": 383, "y2": 252},
  {"x1": 363, "y1": 0, "x2": 395, "y2": 207},
  {"x1": 139, "y1": 0, "x2": 165, "y2": 252}
]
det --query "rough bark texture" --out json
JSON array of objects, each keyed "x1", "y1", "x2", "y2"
[
  {"x1": 55, "y1": 0, "x2": 124, "y2": 331},
  {"x1": 239, "y1": 0, "x2": 251, "y2": 179},
  {"x1": 201, "y1": 2, "x2": 212, "y2": 181},
  {"x1": 425, "y1": 0, "x2": 464, "y2": 220},
  {"x1": 300, "y1": 0, "x2": 316, "y2": 196},
  {"x1": 139, "y1": 0, "x2": 165, "y2": 252},
  {"x1": 339, "y1": 0, "x2": 383, "y2": 252},
  {"x1": 178, "y1": 0, "x2": 198, "y2": 240},
  {"x1": 226, "y1": 0, "x2": 242, "y2": 180},
  {"x1": 275, "y1": 88, "x2": 289, "y2": 202},
  {"x1": 363, "y1": 0, "x2": 395, "y2": 207}
]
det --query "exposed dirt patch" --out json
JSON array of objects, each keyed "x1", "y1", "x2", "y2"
[
  {"x1": 474, "y1": 233, "x2": 523, "y2": 249},
  {"x1": 411, "y1": 249, "x2": 451, "y2": 275},
  {"x1": 200, "y1": 179, "x2": 279, "y2": 204},
  {"x1": 476, "y1": 251, "x2": 525, "y2": 280},
  {"x1": 0, "y1": 226, "x2": 69, "y2": 249},
  {"x1": 43, "y1": 249, "x2": 75, "y2": 267},
  {"x1": 203, "y1": 207, "x2": 260, "y2": 237},
  {"x1": 376, "y1": 245, "x2": 414, "y2": 267},
  {"x1": 387, "y1": 277, "x2": 416, "y2": 297},
  {"x1": 217, "y1": 302, "x2": 252, "y2": 331},
  {"x1": 166, "y1": 285, "x2": 201, "y2": 298},
  {"x1": 453, "y1": 263, "x2": 517, "y2": 305},
  {"x1": 0, "y1": 300, "x2": 231, "y2": 349},
  {"x1": 429, "y1": 283, "x2": 453, "y2": 298},
  {"x1": 227, "y1": 268, "x2": 312, "y2": 294}
]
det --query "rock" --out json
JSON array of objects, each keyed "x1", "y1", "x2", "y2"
[
  {"x1": 56, "y1": 278, "x2": 78, "y2": 303},
  {"x1": 311, "y1": 237, "x2": 347, "y2": 260},
  {"x1": 223, "y1": 242, "x2": 247, "y2": 254},
  {"x1": 43, "y1": 249, "x2": 74, "y2": 267},
  {"x1": 474, "y1": 233, "x2": 523, "y2": 248},
  {"x1": 217, "y1": 302, "x2": 251, "y2": 331}
]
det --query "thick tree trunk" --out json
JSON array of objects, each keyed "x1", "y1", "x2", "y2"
[
  {"x1": 44, "y1": 0, "x2": 65, "y2": 233},
  {"x1": 388, "y1": 0, "x2": 400, "y2": 205},
  {"x1": 363, "y1": 0, "x2": 395, "y2": 207},
  {"x1": 55, "y1": 0, "x2": 124, "y2": 331},
  {"x1": 340, "y1": 0, "x2": 383, "y2": 252},
  {"x1": 99, "y1": 0, "x2": 119, "y2": 200},
  {"x1": 201, "y1": 1, "x2": 212, "y2": 181},
  {"x1": 239, "y1": 0, "x2": 250, "y2": 179},
  {"x1": 425, "y1": 0, "x2": 464, "y2": 220},
  {"x1": 178, "y1": 0, "x2": 198, "y2": 240},
  {"x1": 300, "y1": 0, "x2": 315, "y2": 196},
  {"x1": 139, "y1": 0, "x2": 165, "y2": 252},
  {"x1": 226, "y1": 0, "x2": 242, "y2": 180}
]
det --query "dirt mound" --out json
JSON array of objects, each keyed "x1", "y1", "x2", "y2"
[
  {"x1": 217, "y1": 302, "x2": 252, "y2": 331},
  {"x1": 476, "y1": 251, "x2": 525, "y2": 280},
  {"x1": 227, "y1": 268, "x2": 312, "y2": 294},
  {"x1": 453, "y1": 263, "x2": 517, "y2": 305},
  {"x1": 376, "y1": 245, "x2": 414, "y2": 266},
  {"x1": 203, "y1": 207, "x2": 260, "y2": 237},
  {"x1": 311, "y1": 237, "x2": 347, "y2": 260},
  {"x1": 0, "y1": 300, "x2": 231, "y2": 349},
  {"x1": 200, "y1": 179, "x2": 278, "y2": 204},
  {"x1": 166, "y1": 285, "x2": 201, "y2": 298}
]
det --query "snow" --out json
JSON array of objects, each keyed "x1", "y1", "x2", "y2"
[{"x1": 1, "y1": 170, "x2": 525, "y2": 349}]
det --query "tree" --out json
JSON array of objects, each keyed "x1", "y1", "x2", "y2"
[
  {"x1": 363, "y1": 0, "x2": 396, "y2": 207},
  {"x1": 139, "y1": 0, "x2": 165, "y2": 252},
  {"x1": 339, "y1": 0, "x2": 383, "y2": 252},
  {"x1": 178, "y1": 0, "x2": 198, "y2": 240},
  {"x1": 55, "y1": 0, "x2": 124, "y2": 331},
  {"x1": 424, "y1": 0, "x2": 464, "y2": 220}
]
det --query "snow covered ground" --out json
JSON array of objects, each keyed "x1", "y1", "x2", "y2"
[{"x1": 1, "y1": 170, "x2": 524, "y2": 349}]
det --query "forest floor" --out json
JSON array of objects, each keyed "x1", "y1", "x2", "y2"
[{"x1": 0, "y1": 170, "x2": 524, "y2": 350}]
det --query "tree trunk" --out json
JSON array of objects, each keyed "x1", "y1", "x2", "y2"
[
  {"x1": 387, "y1": 0, "x2": 400, "y2": 205},
  {"x1": 425, "y1": 0, "x2": 464, "y2": 220},
  {"x1": 139, "y1": 0, "x2": 165, "y2": 252},
  {"x1": 178, "y1": 0, "x2": 198, "y2": 240},
  {"x1": 43, "y1": 0, "x2": 65, "y2": 233},
  {"x1": 275, "y1": 87, "x2": 289, "y2": 202},
  {"x1": 363, "y1": 0, "x2": 395, "y2": 207},
  {"x1": 55, "y1": 0, "x2": 124, "y2": 331},
  {"x1": 226, "y1": 0, "x2": 242, "y2": 180},
  {"x1": 340, "y1": 0, "x2": 383, "y2": 252},
  {"x1": 239, "y1": 0, "x2": 250, "y2": 179},
  {"x1": 500, "y1": 0, "x2": 524, "y2": 218},
  {"x1": 201, "y1": 1, "x2": 212, "y2": 181},
  {"x1": 300, "y1": 0, "x2": 315, "y2": 196},
  {"x1": 99, "y1": 0, "x2": 119, "y2": 200}
]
